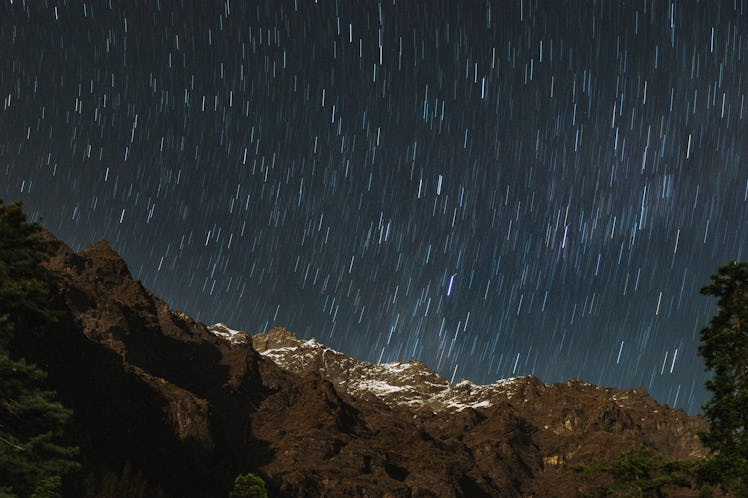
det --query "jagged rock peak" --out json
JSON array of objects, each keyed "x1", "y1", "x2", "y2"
[
  {"x1": 80, "y1": 239, "x2": 121, "y2": 260},
  {"x1": 253, "y1": 326, "x2": 310, "y2": 350},
  {"x1": 77, "y1": 239, "x2": 133, "y2": 279},
  {"x1": 237, "y1": 326, "x2": 535, "y2": 413},
  {"x1": 207, "y1": 323, "x2": 250, "y2": 345}
]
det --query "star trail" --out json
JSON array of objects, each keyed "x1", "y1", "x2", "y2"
[{"x1": 2, "y1": 0, "x2": 747, "y2": 414}]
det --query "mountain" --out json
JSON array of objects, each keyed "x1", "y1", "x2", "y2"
[{"x1": 12, "y1": 234, "x2": 709, "y2": 497}]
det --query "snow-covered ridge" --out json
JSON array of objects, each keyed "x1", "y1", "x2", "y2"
[
  {"x1": 208, "y1": 323, "x2": 249, "y2": 345},
  {"x1": 210, "y1": 324, "x2": 531, "y2": 413}
]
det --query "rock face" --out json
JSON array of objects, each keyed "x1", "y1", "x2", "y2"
[
  {"x1": 248, "y1": 328, "x2": 708, "y2": 497},
  {"x1": 26, "y1": 238, "x2": 281, "y2": 496},
  {"x1": 16, "y1": 235, "x2": 709, "y2": 497}
]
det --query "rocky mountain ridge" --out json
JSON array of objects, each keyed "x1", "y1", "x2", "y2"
[
  {"x1": 212, "y1": 323, "x2": 520, "y2": 413},
  {"x1": 12, "y1": 234, "x2": 711, "y2": 497}
]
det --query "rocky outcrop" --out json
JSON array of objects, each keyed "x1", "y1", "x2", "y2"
[
  {"x1": 12, "y1": 234, "x2": 709, "y2": 497},
  {"x1": 248, "y1": 327, "x2": 708, "y2": 496}
]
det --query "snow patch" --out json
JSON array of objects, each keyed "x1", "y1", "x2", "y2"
[
  {"x1": 380, "y1": 361, "x2": 416, "y2": 374},
  {"x1": 356, "y1": 379, "x2": 405, "y2": 395},
  {"x1": 259, "y1": 346, "x2": 297, "y2": 358},
  {"x1": 209, "y1": 323, "x2": 248, "y2": 344}
]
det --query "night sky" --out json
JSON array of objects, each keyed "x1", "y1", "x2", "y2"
[{"x1": 2, "y1": 1, "x2": 747, "y2": 415}]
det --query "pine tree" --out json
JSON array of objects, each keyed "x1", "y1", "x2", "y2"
[
  {"x1": 573, "y1": 445, "x2": 696, "y2": 497},
  {"x1": 698, "y1": 261, "x2": 748, "y2": 494},
  {"x1": 229, "y1": 473, "x2": 268, "y2": 498},
  {"x1": 0, "y1": 354, "x2": 79, "y2": 497},
  {"x1": 82, "y1": 461, "x2": 167, "y2": 498},
  {"x1": 0, "y1": 199, "x2": 79, "y2": 497},
  {"x1": 0, "y1": 199, "x2": 60, "y2": 348}
]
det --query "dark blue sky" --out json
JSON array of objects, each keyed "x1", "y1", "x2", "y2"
[{"x1": 2, "y1": 0, "x2": 747, "y2": 414}]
